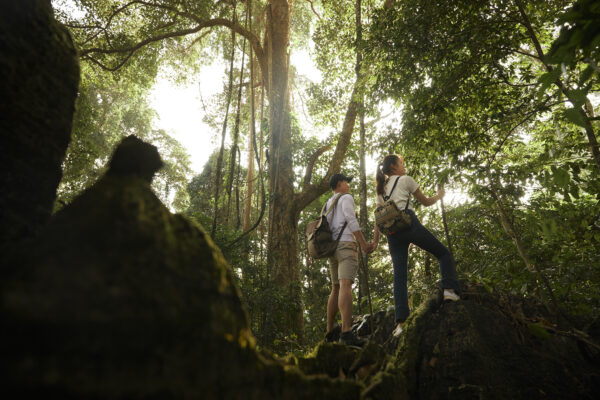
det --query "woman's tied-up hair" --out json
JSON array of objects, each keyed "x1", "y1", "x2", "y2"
[{"x1": 376, "y1": 154, "x2": 402, "y2": 195}]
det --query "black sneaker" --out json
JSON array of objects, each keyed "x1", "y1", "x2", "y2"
[
  {"x1": 325, "y1": 330, "x2": 336, "y2": 343},
  {"x1": 339, "y1": 331, "x2": 366, "y2": 347}
]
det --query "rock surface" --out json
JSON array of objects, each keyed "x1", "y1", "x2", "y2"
[
  {"x1": 294, "y1": 283, "x2": 599, "y2": 399},
  {"x1": 0, "y1": 0, "x2": 80, "y2": 243}
]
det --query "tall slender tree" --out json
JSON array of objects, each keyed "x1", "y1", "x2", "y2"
[
  {"x1": 225, "y1": 20, "x2": 248, "y2": 224},
  {"x1": 211, "y1": 12, "x2": 237, "y2": 238}
]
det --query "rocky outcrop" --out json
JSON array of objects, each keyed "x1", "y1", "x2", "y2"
[
  {"x1": 0, "y1": 0, "x2": 79, "y2": 243},
  {"x1": 294, "y1": 283, "x2": 599, "y2": 399}
]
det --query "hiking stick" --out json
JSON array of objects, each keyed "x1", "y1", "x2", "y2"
[
  {"x1": 437, "y1": 183, "x2": 455, "y2": 261},
  {"x1": 358, "y1": 246, "x2": 374, "y2": 336}
]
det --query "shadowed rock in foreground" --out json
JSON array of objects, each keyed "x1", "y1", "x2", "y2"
[
  {"x1": 0, "y1": 0, "x2": 79, "y2": 244},
  {"x1": 1, "y1": 136, "x2": 361, "y2": 399}
]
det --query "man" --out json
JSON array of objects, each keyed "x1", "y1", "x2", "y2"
[{"x1": 324, "y1": 173, "x2": 372, "y2": 346}]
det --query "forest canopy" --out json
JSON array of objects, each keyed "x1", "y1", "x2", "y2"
[{"x1": 53, "y1": 0, "x2": 599, "y2": 351}]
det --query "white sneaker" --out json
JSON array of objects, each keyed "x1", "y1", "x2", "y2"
[
  {"x1": 392, "y1": 322, "x2": 403, "y2": 337},
  {"x1": 443, "y1": 289, "x2": 460, "y2": 301}
]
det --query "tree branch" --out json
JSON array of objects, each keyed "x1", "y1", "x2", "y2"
[
  {"x1": 302, "y1": 143, "x2": 332, "y2": 191},
  {"x1": 515, "y1": 0, "x2": 600, "y2": 173},
  {"x1": 78, "y1": 14, "x2": 267, "y2": 86},
  {"x1": 294, "y1": 83, "x2": 361, "y2": 212},
  {"x1": 78, "y1": 1, "x2": 164, "y2": 46},
  {"x1": 492, "y1": 62, "x2": 537, "y2": 88},
  {"x1": 305, "y1": 0, "x2": 322, "y2": 21},
  {"x1": 82, "y1": 52, "x2": 135, "y2": 72}
]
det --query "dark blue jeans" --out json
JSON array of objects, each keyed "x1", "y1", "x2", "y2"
[{"x1": 387, "y1": 209, "x2": 460, "y2": 323}]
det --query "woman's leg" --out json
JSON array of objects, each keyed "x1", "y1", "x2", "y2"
[
  {"x1": 409, "y1": 218, "x2": 460, "y2": 292},
  {"x1": 388, "y1": 234, "x2": 411, "y2": 322}
]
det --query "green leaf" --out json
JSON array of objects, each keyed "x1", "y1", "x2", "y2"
[
  {"x1": 564, "y1": 108, "x2": 588, "y2": 128},
  {"x1": 591, "y1": 33, "x2": 600, "y2": 52},
  {"x1": 527, "y1": 322, "x2": 550, "y2": 340},
  {"x1": 567, "y1": 89, "x2": 588, "y2": 108},
  {"x1": 520, "y1": 283, "x2": 528, "y2": 294},
  {"x1": 579, "y1": 66, "x2": 594, "y2": 86},
  {"x1": 553, "y1": 167, "x2": 571, "y2": 188},
  {"x1": 569, "y1": 185, "x2": 580, "y2": 199},
  {"x1": 537, "y1": 69, "x2": 560, "y2": 92},
  {"x1": 567, "y1": 29, "x2": 584, "y2": 49}
]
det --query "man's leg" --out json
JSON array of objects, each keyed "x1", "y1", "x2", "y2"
[
  {"x1": 327, "y1": 254, "x2": 340, "y2": 334},
  {"x1": 327, "y1": 284, "x2": 340, "y2": 333},
  {"x1": 338, "y1": 279, "x2": 353, "y2": 332}
]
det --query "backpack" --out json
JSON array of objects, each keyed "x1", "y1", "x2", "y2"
[
  {"x1": 374, "y1": 177, "x2": 412, "y2": 235},
  {"x1": 306, "y1": 193, "x2": 348, "y2": 259}
]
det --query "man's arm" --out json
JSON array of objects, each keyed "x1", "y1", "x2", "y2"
[
  {"x1": 340, "y1": 195, "x2": 370, "y2": 252},
  {"x1": 352, "y1": 229, "x2": 370, "y2": 253}
]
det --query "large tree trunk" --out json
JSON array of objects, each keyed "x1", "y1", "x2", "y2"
[
  {"x1": 264, "y1": 0, "x2": 303, "y2": 341},
  {"x1": 263, "y1": 0, "x2": 361, "y2": 343}
]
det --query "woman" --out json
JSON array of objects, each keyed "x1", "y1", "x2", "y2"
[{"x1": 371, "y1": 154, "x2": 460, "y2": 337}]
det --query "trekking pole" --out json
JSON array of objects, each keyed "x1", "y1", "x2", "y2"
[
  {"x1": 358, "y1": 246, "x2": 375, "y2": 336},
  {"x1": 437, "y1": 183, "x2": 455, "y2": 261}
]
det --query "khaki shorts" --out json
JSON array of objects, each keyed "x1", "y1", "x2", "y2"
[{"x1": 329, "y1": 241, "x2": 358, "y2": 284}]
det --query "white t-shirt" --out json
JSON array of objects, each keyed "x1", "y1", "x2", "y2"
[
  {"x1": 325, "y1": 193, "x2": 361, "y2": 242},
  {"x1": 376, "y1": 175, "x2": 419, "y2": 211}
]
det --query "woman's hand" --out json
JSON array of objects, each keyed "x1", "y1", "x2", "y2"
[{"x1": 369, "y1": 241, "x2": 378, "y2": 253}]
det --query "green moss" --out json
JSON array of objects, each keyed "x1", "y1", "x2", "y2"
[
  {"x1": 385, "y1": 283, "x2": 598, "y2": 399},
  {"x1": 362, "y1": 371, "x2": 409, "y2": 400},
  {"x1": 296, "y1": 342, "x2": 360, "y2": 378}
]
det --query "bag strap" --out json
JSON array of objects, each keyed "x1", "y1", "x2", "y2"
[
  {"x1": 332, "y1": 194, "x2": 348, "y2": 240},
  {"x1": 322, "y1": 193, "x2": 343, "y2": 217},
  {"x1": 336, "y1": 221, "x2": 348, "y2": 241},
  {"x1": 384, "y1": 176, "x2": 411, "y2": 211},
  {"x1": 383, "y1": 177, "x2": 401, "y2": 201},
  {"x1": 322, "y1": 193, "x2": 348, "y2": 240}
]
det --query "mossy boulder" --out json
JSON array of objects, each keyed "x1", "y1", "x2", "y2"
[
  {"x1": 0, "y1": 136, "x2": 361, "y2": 399},
  {"x1": 0, "y1": 0, "x2": 79, "y2": 243},
  {"x1": 388, "y1": 284, "x2": 599, "y2": 399},
  {"x1": 297, "y1": 283, "x2": 598, "y2": 399}
]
